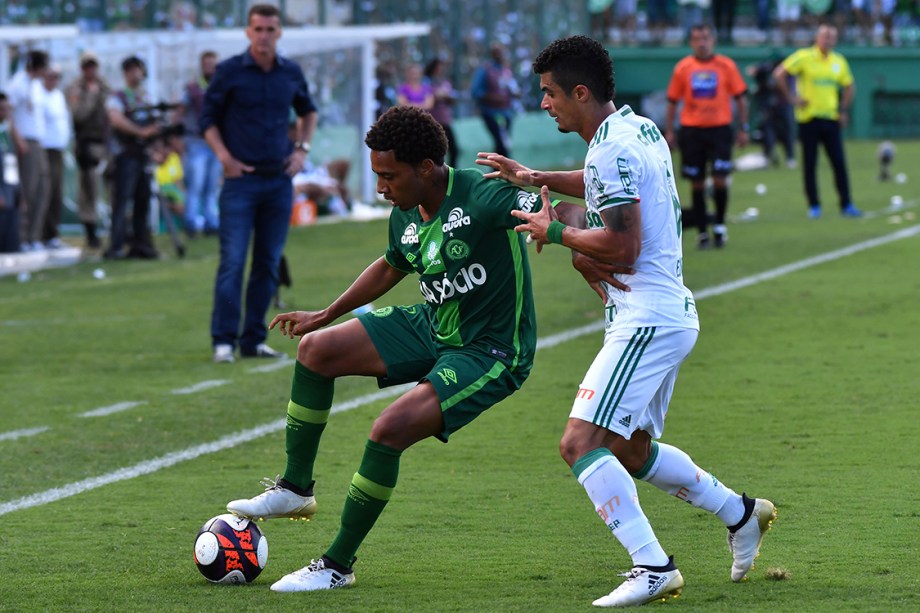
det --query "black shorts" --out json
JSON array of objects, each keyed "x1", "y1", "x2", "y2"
[{"x1": 678, "y1": 125, "x2": 734, "y2": 179}]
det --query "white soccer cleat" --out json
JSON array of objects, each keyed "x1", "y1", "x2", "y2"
[
  {"x1": 727, "y1": 495, "x2": 777, "y2": 582},
  {"x1": 227, "y1": 476, "x2": 317, "y2": 521},
  {"x1": 592, "y1": 558, "x2": 684, "y2": 607},
  {"x1": 270, "y1": 558, "x2": 356, "y2": 592}
]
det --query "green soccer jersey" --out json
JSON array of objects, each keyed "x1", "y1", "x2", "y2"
[{"x1": 384, "y1": 167, "x2": 541, "y2": 370}]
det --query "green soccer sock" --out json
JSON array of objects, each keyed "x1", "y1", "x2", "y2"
[
  {"x1": 324, "y1": 439, "x2": 401, "y2": 568},
  {"x1": 282, "y1": 361, "x2": 334, "y2": 492}
]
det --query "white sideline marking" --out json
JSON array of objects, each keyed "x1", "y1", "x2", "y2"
[
  {"x1": 246, "y1": 358, "x2": 295, "y2": 374},
  {"x1": 171, "y1": 380, "x2": 231, "y2": 395},
  {"x1": 1, "y1": 225, "x2": 917, "y2": 516},
  {"x1": 79, "y1": 401, "x2": 147, "y2": 418},
  {"x1": 0, "y1": 426, "x2": 50, "y2": 442}
]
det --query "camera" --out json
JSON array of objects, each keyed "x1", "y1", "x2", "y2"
[
  {"x1": 119, "y1": 101, "x2": 185, "y2": 151},
  {"x1": 138, "y1": 102, "x2": 186, "y2": 143}
]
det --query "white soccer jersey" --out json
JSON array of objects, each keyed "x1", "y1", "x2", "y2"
[{"x1": 583, "y1": 106, "x2": 699, "y2": 331}]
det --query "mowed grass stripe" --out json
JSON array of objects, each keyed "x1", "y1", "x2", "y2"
[{"x1": 0, "y1": 225, "x2": 916, "y2": 517}]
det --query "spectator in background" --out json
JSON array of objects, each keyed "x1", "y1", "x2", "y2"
[
  {"x1": 0, "y1": 92, "x2": 21, "y2": 253},
  {"x1": 396, "y1": 63, "x2": 433, "y2": 110},
  {"x1": 712, "y1": 0, "x2": 737, "y2": 43},
  {"x1": 105, "y1": 55, "x2": 161, "y2": 260},
  {"x1": 776, "y1": 0, "x2": 803, "y2": 45},
  {"x1": 292, "y1": 158, "x2": 351, "y2": 219},
  {"x1": 589, "y1": 0, "x2": 615, "y2": 41},
  {"x1": 471, "y1": 42, "x2": 519, "y2": 157},
  {"x1": 677, "y1": 0, "x2": 710, "y2": 41},
  {"x1": 40, "y1": 64, "x2": 71, "y2": 249},
  {"x1": 774, "y1": 24, "x2": 861, "y2": 218},
  {"x1": 613, "y1": 0, "x2": 639, "y2": 45},
  {"x1": 66, "y1": 51, "x2": 110, "y2": 250},
  {"x1": 152, "y1": 134, "x2": 186, "y2": 228},
  {"x1": 9, "y1": 49, "x2": 49, "y2": 252},
  {"x1": 374, "y1": 63, "x2": 397, "y2": 118},
  {"x1": 665, "y1": 23, "x2": 749, "y2": 249},
  {"x1": 852, "y1": 0, "x2": 896, "y2": 44},
  {"x1": 424, "y1": 57, "x2": 459, "y2": 168},
  {"x1": 201, "y1": 3, "x2": 318, "y2": 364},
  {"x1": 175, "y1": 50, "x2": 221, "y2": 238},
  {"x1": 646, "y1": 0, "x2": 671, "y2": 44},
  {"x1": 747, "y1": 54, "x2": 796, "y2": 169}
]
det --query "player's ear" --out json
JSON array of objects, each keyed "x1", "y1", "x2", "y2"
[{"x1": 573, "y1": 84, "x2": 590, "y2": 103}]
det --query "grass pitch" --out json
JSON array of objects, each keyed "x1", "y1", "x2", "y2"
[{"x1": 0, "y1": 140, "x2": 918, "y2": 611}]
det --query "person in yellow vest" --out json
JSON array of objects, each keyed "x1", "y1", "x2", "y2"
[{"x1": 774, "y1": 24, "x2": 861, "y2": 219}]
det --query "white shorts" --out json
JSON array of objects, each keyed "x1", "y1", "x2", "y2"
[{"x1": 570, "y1": 326, "x2": 698, "y2": 439}]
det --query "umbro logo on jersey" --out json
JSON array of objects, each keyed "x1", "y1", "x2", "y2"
[
  {"x1": 618, "y1": 415, "x2": 632, "y2": 428},
  {"x1": 442, "y1": 207, "x2": 471, "y2": 232},
  {"x1": 401, "y1": 222, "x2": 420, "y2": 245}
]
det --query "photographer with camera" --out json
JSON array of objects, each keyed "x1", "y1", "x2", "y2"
[{"x1": 104, "y1": 55, "x2": 161, "y2": 260}]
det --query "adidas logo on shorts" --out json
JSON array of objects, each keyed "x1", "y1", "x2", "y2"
[{"x1": 618, "y1": 415, "x2": 632, "y2": 428}]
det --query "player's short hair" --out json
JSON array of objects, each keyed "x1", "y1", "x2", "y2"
[
  {"x1": 200, "y1": 50, "x2": 217, "y2": 62},
  {"x1": 532, "y1": 35, "x2": 615, "y2": 103},
  {"x1": 365, "y1": 106, "x2": 447, "y2": 166},
  {"x1": 248, "y1": 3, "x2": 281, "y2": 24}
]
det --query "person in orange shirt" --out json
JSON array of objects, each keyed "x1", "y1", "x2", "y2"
[{"x1": 665, "y1": 23, "x2": 749, "y2": 249}]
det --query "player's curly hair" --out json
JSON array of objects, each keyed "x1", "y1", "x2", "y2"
[
  {"x1": 365, "y1": 106, "x2": 447, "y2": 166},
  {"x1": 532, "y1": 35, "x2": 615, "y2": 103}
]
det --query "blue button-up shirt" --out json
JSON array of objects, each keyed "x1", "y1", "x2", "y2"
[{"x1": 199, "y1": 49, "x2": 317, "y2": 168}]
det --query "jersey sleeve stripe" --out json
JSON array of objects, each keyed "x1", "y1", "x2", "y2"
[{"x1": 598, "y1": 196, "x2": 640, "y2": 210}]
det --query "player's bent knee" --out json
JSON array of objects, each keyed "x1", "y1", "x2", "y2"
[{"x1": 296, "y1": 333, "x2": 337, "y2": 377}]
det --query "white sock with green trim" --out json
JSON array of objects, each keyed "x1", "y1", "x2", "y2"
[
  {"x1": 640, "y1": 442, "x2": 745, "y2": 527},
  {"x1": 573, "y1": 448, "x2": 669, "y2": 567}
]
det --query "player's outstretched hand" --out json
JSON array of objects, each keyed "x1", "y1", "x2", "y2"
[
  {"x1": 476, "y1": 152, "x2": 534, "y2": 187},
  {"x1": 572, "y1": 252, "x2": 633, "y2": 300},
  {"x1": 511, "y1": 185, "x2": 557, "y2": 253},
  {"x1": 270, "y1": 310, "x2": 326, "y2": 339}
]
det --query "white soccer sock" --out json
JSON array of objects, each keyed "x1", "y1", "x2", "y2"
[
  {"x1": 574, "y1": 448, "x2": 669, "y2": 568},
  {"x1": 638, "y1": 442, "x2": 745, "y2": 527}
]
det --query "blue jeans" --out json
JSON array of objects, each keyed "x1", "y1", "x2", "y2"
[
  {"x1": 210, "y1": 173, "x2": 292, "y2": 352},
  {"x1": 183, "y1": 137, "x2": 221, "y2": 233}
]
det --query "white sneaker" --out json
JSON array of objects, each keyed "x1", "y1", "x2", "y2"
[
  {"x1": 227, "y1": 476, "x2": 316, "y2": 521},
  {"x1": 271, "y1": 558, "x2": 355, "y2": 592},
  {"x1": 213, "y1": 344, "x2": 235, "y2": 363},
  {"x1": 727, "y1": 495, "x2": 777, "y2": 582},
  {"x1": 592, "y1": 558, "x2": 684, "y2": 607}
]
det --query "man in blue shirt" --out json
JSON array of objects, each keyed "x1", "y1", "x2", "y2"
[{"x1": 201, "y1": 3, "x2": 318, "y2": 363}]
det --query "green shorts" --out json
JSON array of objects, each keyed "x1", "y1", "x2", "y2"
[{"x1": 358, "y1": 304, "x2": 530, "y2": 442}]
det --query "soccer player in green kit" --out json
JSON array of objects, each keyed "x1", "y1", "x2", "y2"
[{"x1": 225, "y1": 105, "x2": 547, "y2": 592}]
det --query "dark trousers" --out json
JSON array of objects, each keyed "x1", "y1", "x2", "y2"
[
  {"x1": 798, "y1": 118, "x2": 852, "y2": 209},
  {"x1": 440, "y1": 122, "x2": 459, "y2": 168},
  {"x1": 42, "y1": 149, "x2": 64, "y2": 241},
  {"x1": 479, "y1": 107, "x2": 513, "y2": 157},
  {"x1": 108, "y1": 152, "x2": 154, "y2": 256}
]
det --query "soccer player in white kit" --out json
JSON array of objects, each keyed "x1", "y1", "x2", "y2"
[{"x1": 477, "y1": 35, "x2": 776, "y2": 608}]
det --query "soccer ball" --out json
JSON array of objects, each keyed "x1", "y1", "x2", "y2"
[{"x1": 193, "y1": 514, "x2": 268, "y2": 584}]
